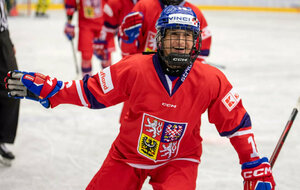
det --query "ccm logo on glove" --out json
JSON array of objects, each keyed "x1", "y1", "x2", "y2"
[{"x1": 243, "y1": 166, "x2": 272, "y2": 178}]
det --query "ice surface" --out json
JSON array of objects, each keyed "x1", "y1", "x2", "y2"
[{"x1": 1, "y1": 10, "x2": 300, "y2": 189}]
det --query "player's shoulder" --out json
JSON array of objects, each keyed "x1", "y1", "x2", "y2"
[
  {"x1": 106, "y1": 0, "x2": 120, "y2": 8},
  {"x1": 193, "y1": 60, "x2": 226, "y2": 79},
  {"x1": 183, "y1": 2, "x2": 204, "y2": 16},
  {"x1": 183, "y1": 2, "x2": 199, "y2": 11},
  {"x1": 118, "y1": 53, "x2": 154, "y2": 68},
  {"x1": 136, "y1": 0, "x2": 159, "y2": 6},
  {"x1": 133, "y1": 0, "x2": 161, "y2": 12},
  {"x1": 122, "y1": 53, "x2": 153, "y2": 61}
]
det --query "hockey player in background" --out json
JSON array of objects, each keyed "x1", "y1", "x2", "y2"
[
  {"x1": 92, "y1": 0, "x2": 140, "y2": 64},
  {"x1": 5, "y1": 5, "x2": 275, "y2": 190},
  {"x1": 35, "y1": 0, "x2": 51, "y2": 17},
  {"x1": 0, "y1": 0, "x2": 19, "y2": 166},
  {"x1": 63, "y1": 0, "x2": 115, "y2": 77}
]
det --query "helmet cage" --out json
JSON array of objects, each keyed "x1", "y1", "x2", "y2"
[{"x1": 156, "y1": 7, "x2": 202, "y2": 75}]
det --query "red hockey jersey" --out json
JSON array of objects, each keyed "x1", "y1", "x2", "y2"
[
  {"x1": 49, "y1": 54, "x2": 259, "y2": 167},
  {"x1": 100, "y1": 0, "x2": 138, "y2": 46},
  {"x1": 120, "y1": 0, "x2": 212, "y2": 57},
  {"x1": 64, "y1": 0, "x2": 106, "y2": 29},
  {"x1": 103, "y1": 0, "x2": 138, "y2": 28}
]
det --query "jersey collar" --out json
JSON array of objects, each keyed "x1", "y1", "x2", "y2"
[{"x1": 152, "y1": 53, "x2": 193, "y2": 96}]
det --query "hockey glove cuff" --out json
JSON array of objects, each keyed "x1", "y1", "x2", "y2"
[{"x1": 242, "y1": 157, "x2": 276, "y2": 190}]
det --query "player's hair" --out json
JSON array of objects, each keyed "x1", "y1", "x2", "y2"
[
  {"x1": 156, "y1": 5, "x2": 202, "y2": 76},
  {"x1": 161, "y1": 0, "x2": 184, "y2": 5}
]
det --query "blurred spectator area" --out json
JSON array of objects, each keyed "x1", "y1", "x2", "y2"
[{"x1": 14, "y1": 0, "x2": 300, "y2": 13}]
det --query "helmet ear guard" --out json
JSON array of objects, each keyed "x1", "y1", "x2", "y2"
[{"x1": 155, "y1": 6, "x2": 202, "y2": 76}]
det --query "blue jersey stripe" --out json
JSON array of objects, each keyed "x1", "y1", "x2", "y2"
[
  {"x1": 219, "y1": 112, "x2": 252, "y2": 137},
  {"x1": 82, "y1": 75, "x2": 106, "y2": 109}
]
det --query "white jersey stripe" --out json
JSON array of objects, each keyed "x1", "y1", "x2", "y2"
[
  {"x1": 227, "y1": 129, "x2": 253, "y2": 139},
  {"x1": 165, "y1": 75, "x2": 173, "y2": 94},
  {"x1": 75, "y1": 80, "x2": 88, "y2": 107},
  {"x1": 127, "y1": 158, "x2": 200, "y2": 169}
]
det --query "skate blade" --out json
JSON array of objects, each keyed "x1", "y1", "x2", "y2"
[{"x1": 0, "y1": 156, "x2": 12, "y2": 167}]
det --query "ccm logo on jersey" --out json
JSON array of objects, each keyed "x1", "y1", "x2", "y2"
[
  {"x1": 162, "y1": 102, "x2": 177, "y2": 108},
  {"x1": 98, "y1": 67, "x2": 114, "y2": 94},
  {"x1": 222, "y1": 88, "x2": 241, "y2": 111},
  {"x1": 243, "y1": 167, "x2": 272, "y2": 179}
]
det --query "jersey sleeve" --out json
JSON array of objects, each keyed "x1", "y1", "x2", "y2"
[
  {"x1": 102, "y1": 0, "x2": 121, "y2": 36},
  {"x1": 64, "y1": 0, "x2": 77, "y2": 19},
  {"x1": 48, "y1": 57, "x2": 136, "y2": 109},
  {"x1": 100, "y1": 0, "x2": 120, "y2": 52},
  {"x1": 207, "y1": 69, "x2": 259, "y2": 164}
]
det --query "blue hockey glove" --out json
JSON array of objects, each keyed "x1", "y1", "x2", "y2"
[
  {"x1": 4, "y1": 71, "x2": 63, "y2": 108},
  {"x1": 118, "y1": 12, "x2": 143, "y2": 43},
  {"x1": 64, "y1": 23, "x2": 75, "y2": 41},
  {"x1": 242, "y1": 157, "x2": 276, "y2": 190}
]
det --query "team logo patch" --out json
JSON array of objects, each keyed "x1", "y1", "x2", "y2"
[
  {"x1": 201, "y1": 26, "x2": 211, "y2": 40},
  {"x1": 98, "y1": 67, "x2": 114, "y2": 94},
  {"x1": 145, "y1": 31, "x2": 157, "y2": 52},
  {"x1": 83, "y1": 0, "x2": 102, "y2": 18},
  {"x1": 222, "y1": 88, "x2": 241, "y2": 111},
  {"x1": 138, "y1": 113, "x2": 187, "y2": 162}
]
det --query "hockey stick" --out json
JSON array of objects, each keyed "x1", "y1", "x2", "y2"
[
  {"x1": 70, "y1": 39, "x2": 80, "y2": 75},
  {"x1": 270, "y1": 97, "x2": 300, "y2": 168}
]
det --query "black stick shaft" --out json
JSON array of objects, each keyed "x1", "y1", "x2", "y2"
[
  {"x1": 270, "y1": 108, "x2": 298, "y2": 168},
  {"x1": 71, "y1": 40, "x2": 79, "y2": 75}
]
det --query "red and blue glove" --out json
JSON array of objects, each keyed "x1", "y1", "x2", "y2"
[
  {"x1": 4, "y1": 71, "x2": 63, "y2": 108},
  {"x1": 118, "y1": 12, "x2": 143, "y2": 43},
  {"x1": 93, "y1": 38, "x2": 110, "y2": 61},
  {"x1": 64, "y1": 23, "x2": 75, "y2": 41},
  {"x1": 242, "y1": 157, "x2": 276, "y2": 190}
]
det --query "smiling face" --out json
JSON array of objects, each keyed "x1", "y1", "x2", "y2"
[
  {"x1": 161, "y1": 29, "x2": 194, "y2": 69},
  {"x1": 163, "y1": 29, "x2": 193, "y2": 55}
]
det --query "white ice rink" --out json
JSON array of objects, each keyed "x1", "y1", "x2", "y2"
[{"x1": 1, "y1": 9, "x2": 300, "y2": 189}]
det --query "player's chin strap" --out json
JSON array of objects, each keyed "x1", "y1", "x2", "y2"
[{"x1": 142, "y1": 51, "x2": 191, "y2": 77}]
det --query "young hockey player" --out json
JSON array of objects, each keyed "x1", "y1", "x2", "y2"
[
  {"x1": 64, "y1": 0, "x2": 114, "y2": 77},
  {"x1": 0, "y1": 0, "x2": 19, "y2": 166},
  {"x1": 93, "y1": 0, "x2": 140, "y2": 65},
  {"x1": 5, "y1": 5, "x2": 275, "y2": 190}
]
